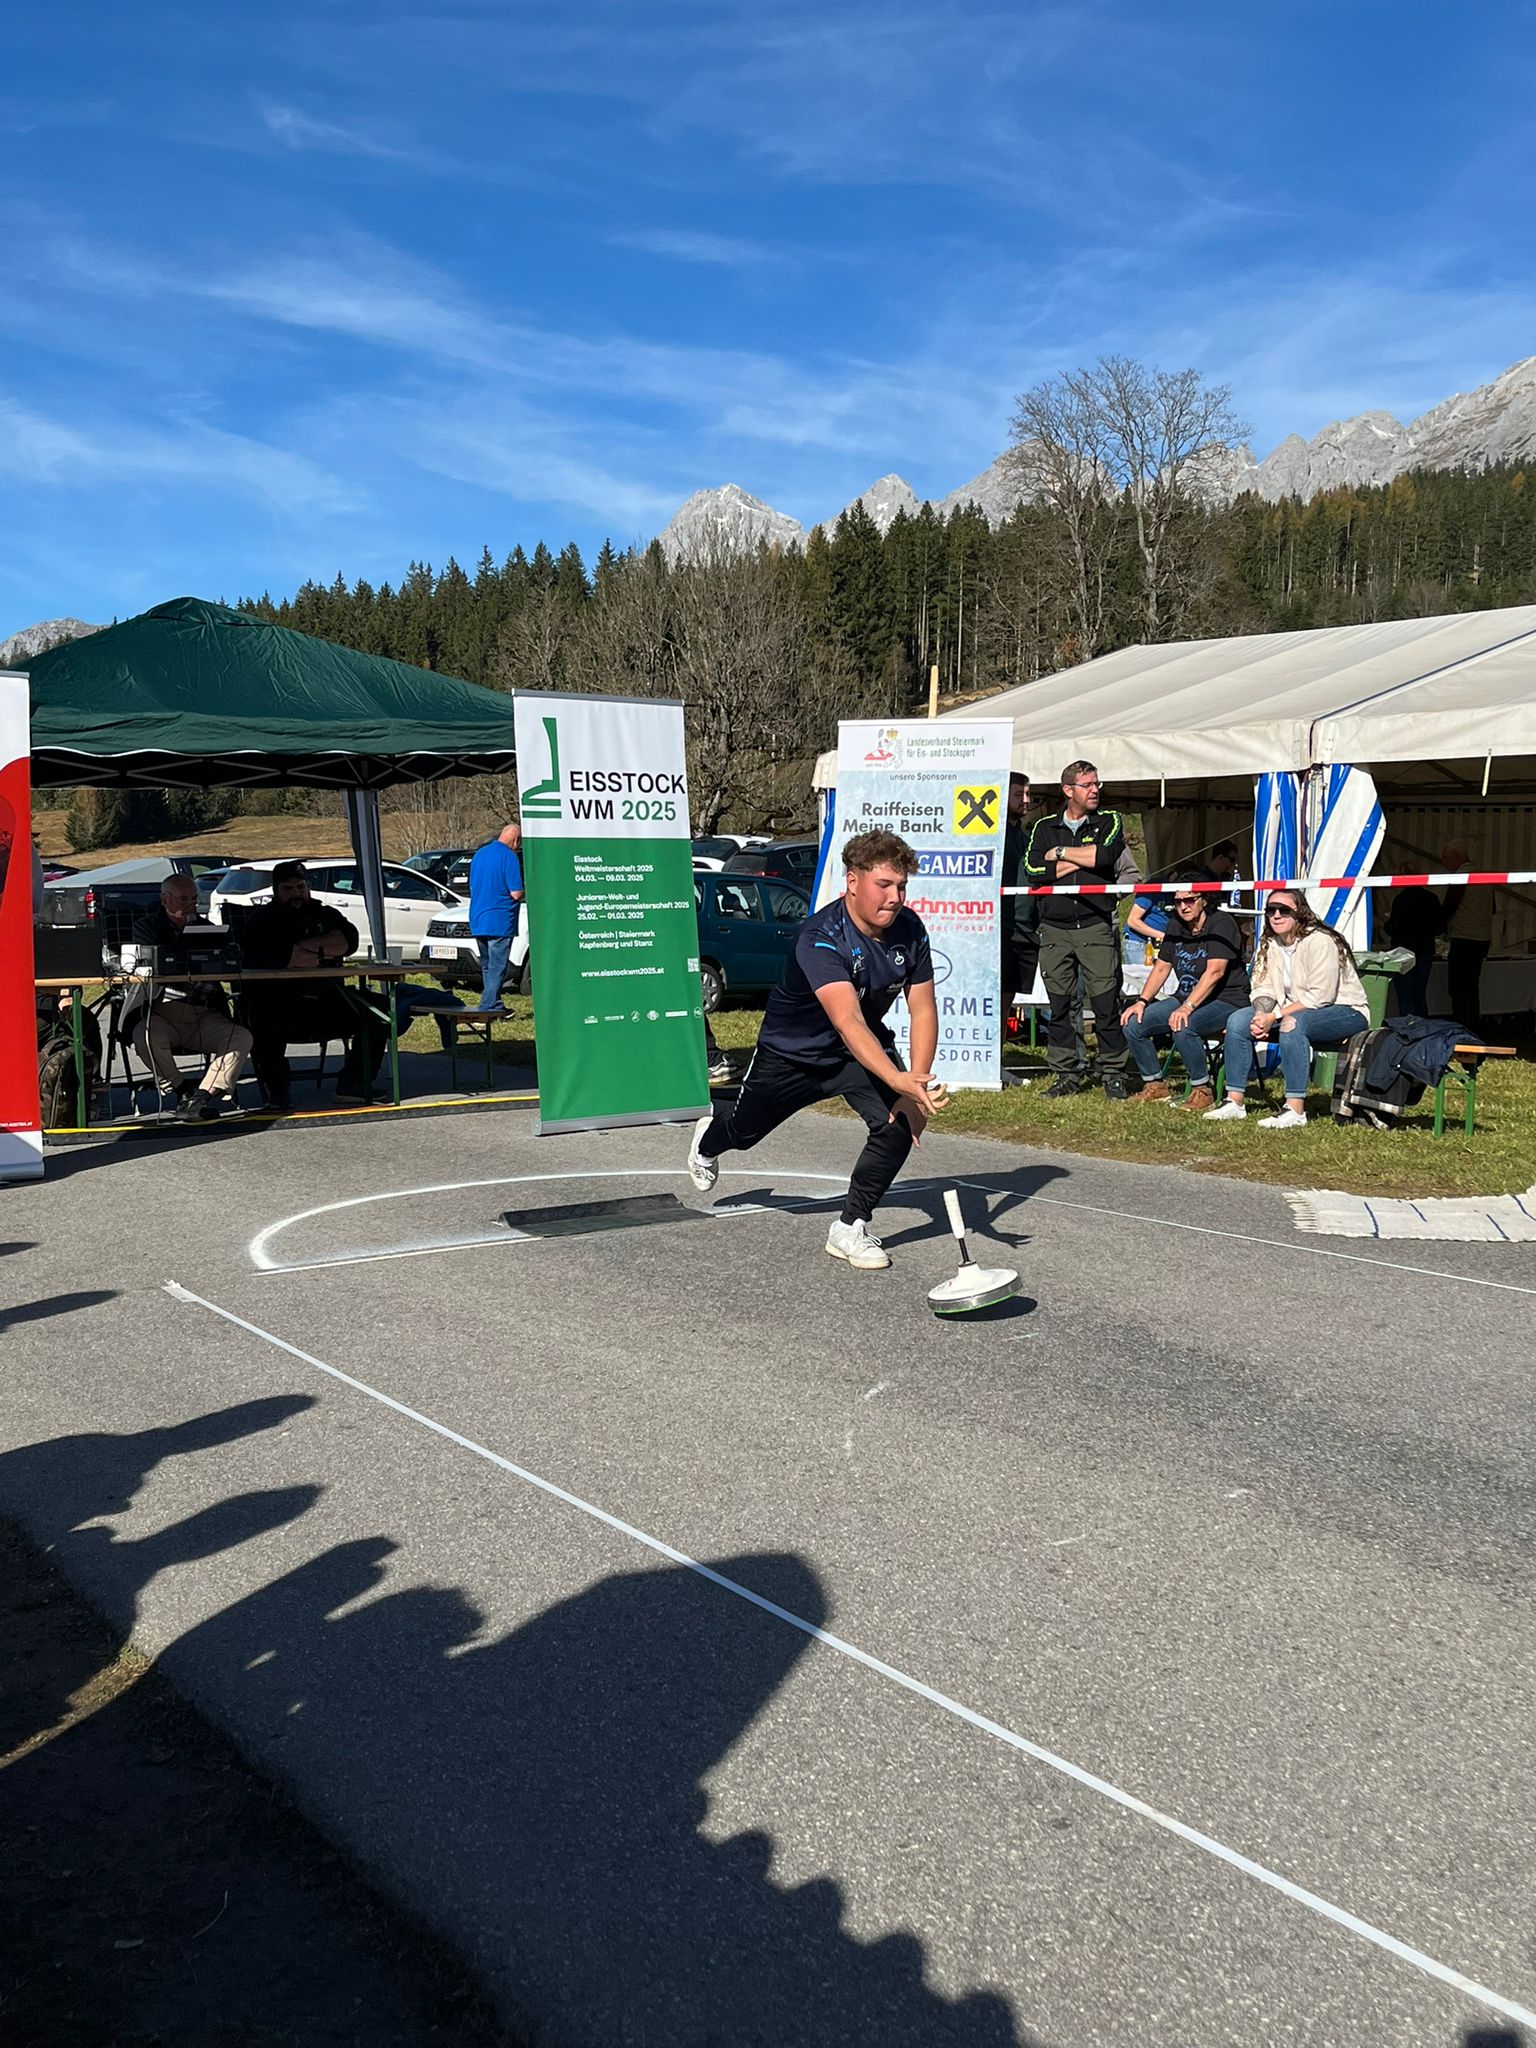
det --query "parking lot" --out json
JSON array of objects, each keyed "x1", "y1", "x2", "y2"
[{"x1": 3, "y1": 1105, "x2": 1534, "y2": 2046}]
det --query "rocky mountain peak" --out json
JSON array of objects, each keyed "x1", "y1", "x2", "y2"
[{"x1": 0, "y1": 617, "x2": 100, "y2": 668}]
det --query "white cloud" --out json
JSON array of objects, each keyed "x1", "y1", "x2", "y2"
[
  {"x1": 255, "y1": 100, "x2": 440, "y2": 169},
  {"x1": 0, "y1": 395, "x2": 360, "y2": 513},
  {"x1": 612, "y1": 228, "x2": 782, "y2": 268}
]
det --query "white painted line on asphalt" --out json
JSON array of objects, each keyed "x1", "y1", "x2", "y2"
[
  {"x1": 165, "y1": 1275, "x2": 1536, "y2": 2035},
  {"x1": 248, "y1": 1168, "x2": 874, "y2": 1271},
  {"x1": 954, "y1": 1179, "x2": 1536, "y2": 1300}
]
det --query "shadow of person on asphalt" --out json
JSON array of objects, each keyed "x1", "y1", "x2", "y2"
[
  {"x1": 165, "y1": 1537, "x2": 1030, "y2": 2046},
  {"x1": 0, "y1": 1395, "x2": 318, "y2": 1755},
  {"x1": 0, "y1": 1287, "x2": 120, "y2": 1331},
  {"x1": 867, "y1": 1161, "x2": 1068, "y2": 1253}
]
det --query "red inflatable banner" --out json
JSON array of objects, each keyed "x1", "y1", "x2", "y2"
[{"x1": 0, "y1": 674, "x2": 42, "y2": 1180}]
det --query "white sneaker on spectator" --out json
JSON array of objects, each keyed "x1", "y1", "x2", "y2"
[
  {"x1": 1202, "y1": 1099, "x2": 1247, "y2": 1121},
  {"x1": 825, "y1": 1219, "x2": 890, "y2": 1269},
  {"x1": 1257, "y1": 1107, "x2": 1308, "y2": 1129},
  {"x1": 686, "y1": 1115, "x2": 718, "y2": 1192}
]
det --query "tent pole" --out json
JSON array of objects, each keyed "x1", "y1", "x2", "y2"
[{"x1": 344, "y1": 788, "x2": 390, "y2": 961}]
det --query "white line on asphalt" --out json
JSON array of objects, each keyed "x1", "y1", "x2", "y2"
[
  {"x1": 953, "y1": 1180, "x2": 1536, "y2": 1299},
  {"x1": 250, "y1": 1166, "x2": 1536, "y2": 1298},
  {"x1": 165, "y1": 1275, "x2": 1536, "y2": 2034},
  {"x1": 247, "y1": 1168, "x2": 869, "y2": 1270}
]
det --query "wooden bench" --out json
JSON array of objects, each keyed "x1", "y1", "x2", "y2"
[
  {"x1": 1432, "y1": 1044, "x2": 1517, "y2": 1137},
  {"x1": 447, "y1": 1011, "x2": 500, "y2": 1093}
]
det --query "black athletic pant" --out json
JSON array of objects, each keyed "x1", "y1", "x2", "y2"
[
  {"x1": 242, "y1": 985, "x2": 389, "y2": 1103},
  {"x1": 698, "y1": 1043, "x2": 913, "y2": 1225}
]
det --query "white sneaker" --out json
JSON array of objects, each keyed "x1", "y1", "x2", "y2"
[
  {"x1": 686, "y1": 1115, "x2": 718, "y2": 1192},
  {"x1": 825, "y1": 1219, "x2": 891, "y2": 1270},
  {"x1": 1257, "y1": 1107, "x2": 1308, "y2": 1129},
  {"x1": 1202, "y1": 1099, "x2": 1248, "y2": 1122}
]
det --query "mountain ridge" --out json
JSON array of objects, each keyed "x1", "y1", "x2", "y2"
[{"x1": 656, "y1": 352, "x2": 1536, "y2": 558}]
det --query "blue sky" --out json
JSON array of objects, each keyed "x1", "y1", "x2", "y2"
[{"x1": 5, "y1": 0, "x2": 1536, "y2": 628}]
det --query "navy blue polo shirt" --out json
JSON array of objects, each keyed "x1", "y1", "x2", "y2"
[{"x1": 759, "y1": 899, "x2": 933, "y2": 1069}]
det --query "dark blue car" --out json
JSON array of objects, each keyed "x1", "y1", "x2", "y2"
[{"x1": 695, "y1": 873, "x2": 808, "y2": 1011}]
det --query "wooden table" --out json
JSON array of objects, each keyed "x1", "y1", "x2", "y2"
[{"x1": 35, "y1": 962, "x2": 424, "y2": 1130}]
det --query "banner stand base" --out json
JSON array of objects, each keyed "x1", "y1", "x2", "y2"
[{"x1": 535, "y1": 1102, "x2": 712, "y2": 1138}]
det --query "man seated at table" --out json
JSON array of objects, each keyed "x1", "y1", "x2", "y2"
[
  {"x1": 238, "y1": 860, "x2": 389, "y2": 1111},
  {"x1": 1118, "y1": 875, "x2": 1250, "y2": 1113},
  {"x1": 122, "y1": 874, "x2": 252, "y2": 1121}
]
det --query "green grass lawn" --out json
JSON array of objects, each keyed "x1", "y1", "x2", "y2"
[{"x1": 704, "y1": 1005, "x2": 1536, "y2": 1200}]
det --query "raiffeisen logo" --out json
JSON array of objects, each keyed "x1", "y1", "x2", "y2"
[
  {"x1": 522, "y1": 714, "x2": 563, "y2": 820},
  {"x1": 863, "y1": 728, "x2": 901, "y2": 767}
]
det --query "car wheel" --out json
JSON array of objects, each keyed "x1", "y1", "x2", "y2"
[
  {"x1": 699, "y1": 961, "x2": 724, "y2": 1013},
  {"x1": 517, "y1": 956, "x2": 533, "y2": 998}
]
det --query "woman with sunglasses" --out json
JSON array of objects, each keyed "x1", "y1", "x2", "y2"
[{"x1": 1204, "y1": 894, "x2": 1369, "y2": 1128}]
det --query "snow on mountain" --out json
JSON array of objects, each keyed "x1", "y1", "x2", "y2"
[
  {"x1": 832, "y1": 474, "x2": 920, "y2": 534},
  {"x1": 656, "y1": 483, "x2": 806, "y2": 563},
  {"x1": 0, "y1": 616, "x2": 100, "y2": 668},
  {"x1": 938, "y1": 453, "x2": 1031, "y2": 524},
  {"x1": 651, "y1": 354, "x2": 1536, "y2": 551}
]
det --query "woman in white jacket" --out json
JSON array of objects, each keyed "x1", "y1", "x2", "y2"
[{"x1": 1204, "y1": 892, "x2": 1370, "y2": 1129}]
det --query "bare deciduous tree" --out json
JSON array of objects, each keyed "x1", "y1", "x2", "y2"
[
  {"x1": 1088, "y1": 356, "x2": 1248, "y2": 639},
  {"x1": 1007, "y1": 375, "x2": 1119, "y2": 662},
  {"x1": 1010, "y1": 357, "x2": 1248, "y2": 647}
]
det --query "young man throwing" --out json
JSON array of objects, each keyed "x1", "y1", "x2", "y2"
[{"x1": 686, "y1": 830, "x2": 945, "y2": 1270}]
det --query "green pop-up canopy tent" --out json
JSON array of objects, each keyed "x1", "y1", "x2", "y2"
[
  {"x1": 25, "y1": 596, "x2": 516, "y2": 790},
  {"x1": 19, "y1": 596, "x2": 519, "y2": 958}
]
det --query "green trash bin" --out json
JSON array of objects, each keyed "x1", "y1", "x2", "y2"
[{"x1": 1310, "y1": 949, "x2": 1411, "y2": 1098}]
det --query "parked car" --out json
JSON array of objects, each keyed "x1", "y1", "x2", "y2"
[
  {"x1": 419, "y1": 872, "x2": 809, "y2": 1010},
  {"x1": 720, "y1": 839, "x2": 819, "y2": 887},
  {"x1": 695, "y1": 873, "x2": 809, "y2": 1010},
  {"x1": 209, "y1": 858, "x2": 476, "y2": 969},
  {"x1": 690, "y1": 836, "x2": 742, "y2": 871},
  {"x1": 403, "y1": 846, "x2": 474, "y2": 894},
  {"x1": 43, "y1": 854, "x2": 238, "y2": 952}
]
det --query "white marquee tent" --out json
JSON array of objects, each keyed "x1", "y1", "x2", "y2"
[{"x1": 812, "y1": 605, "x2": 1536, "y2": 982}]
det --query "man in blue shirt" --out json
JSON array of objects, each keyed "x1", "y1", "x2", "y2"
[
  {"x1": 686, "y1": 830, "x2": 946, "y2": 1270},
  {"x1": 466, "y1": 822, "x2": 524, "y2": 1013}
]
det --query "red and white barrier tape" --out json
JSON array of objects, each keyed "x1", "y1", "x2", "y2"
[{"x1": 1001, "y1": 871, "x2": 1534, "y2": 898}]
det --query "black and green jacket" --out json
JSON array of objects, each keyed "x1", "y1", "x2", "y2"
[{"x1": 1021, "y1": 806, "x2": 1139, "y2": 928}]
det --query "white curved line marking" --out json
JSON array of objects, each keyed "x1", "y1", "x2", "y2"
[
  {"x1": 165, "y1": 1274, "x2": 1536, "y2": 2035},
  {"x1": 247, "y1": 1168, "x2": 861, "y2": 1271}
]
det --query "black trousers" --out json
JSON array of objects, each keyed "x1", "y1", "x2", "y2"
[
  {"x1": 698, "y1": 1042, "x2": 913, "y2": 1224},
  {"x1": 243, "y1": 986, "x2": 389, "y2": 1102},
  {"x1": 1447, "y1": 938, "x2": 1490, "y2": 1030}
]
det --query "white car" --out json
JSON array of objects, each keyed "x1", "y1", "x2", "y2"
[
  {"x1": 208, "y1": 858, "x2": 479, "y2": 971},
  {"x1": 419, "y1": 908, "x2": 531, "y2": 995}
]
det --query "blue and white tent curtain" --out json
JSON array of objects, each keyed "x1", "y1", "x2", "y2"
[
  {"x1": 1303, "y1": 765, "x2": 1384, "y2": 952},
  {"x1": 811, "y1": 785, "x2": 839, "y2": 911},
  {"x1": 1253, "y1": 770, "x2": 1301, "y2": 892}
]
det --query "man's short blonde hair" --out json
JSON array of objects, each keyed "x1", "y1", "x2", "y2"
[{"x1": 842, "y1": 830, "x2": 919, "y2": 877}]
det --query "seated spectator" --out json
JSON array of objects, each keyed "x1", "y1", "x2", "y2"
[
  {"x1": 1199, "y1": 840, "x2": 1240, "y2": 888},
  {"x1": 238, "y1": 861, "x2": 388, "y2": 1111},
  {"x1": 122, "y1": 875, "x2": 252, "y2": 1121},
  {"x1": 1119, "y1": 877, "x2": 1249, "y2": 1113},
  {"x1": 1204, "y1": 892, "x2": 1369, "y2": 1129}
]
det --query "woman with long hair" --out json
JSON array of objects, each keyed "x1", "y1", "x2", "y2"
[{"x1": 1203, "y1": 892, "x2": 1370, "y2": 1129}]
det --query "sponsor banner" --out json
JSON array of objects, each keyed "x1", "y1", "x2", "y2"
[
  {"x1": 824, "y1": 719, "x2": 1011, "y2": 1090},
  {"x1": 0, "y1": 672, "x2": 42, "y2": 1180},
  {"x1": 513, "y1": 691, "x2": 709, "y2": 1134}
]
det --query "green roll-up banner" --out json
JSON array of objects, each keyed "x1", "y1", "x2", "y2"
[{"x1": 514, "y1": 691, "x2": 711, "y2": 1135}]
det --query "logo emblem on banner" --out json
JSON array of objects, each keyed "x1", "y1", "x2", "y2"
[
  {"x1": 522, "y1": 715, "x2": 563, "y2": 820},
  {"x1": 952, "y1": 784, "x2": 999, "y2": 834}
]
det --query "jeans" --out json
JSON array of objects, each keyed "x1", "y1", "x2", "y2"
[
  {"x1": 1395, "y1": 951, "x2": 1433, "y2": 1019},
  {"x1": 473, "y1": 933, "x2": 514, "y2": 1010},
  {"x1": 1123, "y1": 998, "x2": 1237, "y2": 1085},
  {"x1": 1223, "y1": 1003, "x2": 1370, "y2": 1099}
]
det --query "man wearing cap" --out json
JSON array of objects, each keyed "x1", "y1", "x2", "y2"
[{"x1": 238, "y1": 861, "x2": 389, "y2": 1111}]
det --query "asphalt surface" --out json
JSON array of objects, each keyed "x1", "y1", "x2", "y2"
[{"x1": 2, "y1": 1103, "x2": 1533, "y2": 2047}]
